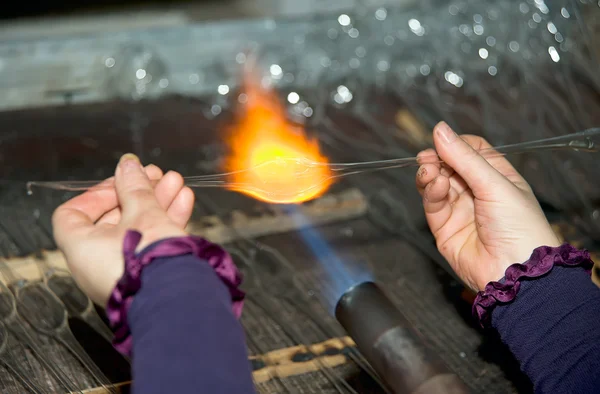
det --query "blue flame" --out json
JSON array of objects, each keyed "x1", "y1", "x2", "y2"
[{"x1": 286, "y1": 205, "x2": 373, "y2": 314}]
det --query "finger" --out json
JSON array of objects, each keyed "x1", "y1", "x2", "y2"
[
  {"x1": 448, "y1": 172, "x2": 469, "y2": 196},
  {"x1": 55, "y1": 176, "x2": 120, "y2": 226},
  {"x1": 432, "y1": 122, "x2": 512, "y2": 198},
  {"x1": 114, "y1": 154, "x2": 162, "y2": 219},
  {"x1": 154, "y1": 171, "x2": 185, "y2": 210},
  {"x1": 61, "y1": 163, "x2": 164, "y2": 227},
  {"x1": 417, "y1": 151, "x2": 467, "y2": 198},
  {"x1": 416, "y1": 163, "x2": 440, "y2": 195},
  {"x1": 423, "y1": 175, "x2": 450, "y2": 210},
  {"x1": 52, "y1": 173, "x2": 123, "y2": 247},
  {"x1": 419, "y1": 147, "x2": 455, "y2": 178},
  {"x1": 422, "y1": 175, "x2": 454, "y2": 234},
  {"x1": 419, "y1": 164, "x2": 467, "y2": 202},
  {"x1": 96, "y1": 164, "x2": 165, "y2": 226},
  {"x1": 145, "y1": 164, "x2": 164, "y2": 181},
  {"x1": 54, "y1": 161, "x2": 165, "y2": 246},
  {"x1": 417, "y1": 149, "x2": 441, "y2": 167},
  {"x1": 96, "y1": 208, "x2": 122, "y2": 227},
  {"x1": 167, "y1": 187, "x2": 195, "y2": 228},
  {"x1": 459, "y1": 134, "x2": 526, "y2": 186},
  {"x1": 418, "y1": 146, "x2": 459, "y2": 189},
  {"x1": 440, "y1": 163, "x2": 454, "y2": 177}
]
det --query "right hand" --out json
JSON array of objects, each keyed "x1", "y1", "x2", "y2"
[
  {"x1": 415, "y1": 122, "x2": 561, "y2": 292},
  {"x1": 52, "y1": 154, "x2": 195, "y2": 306}
]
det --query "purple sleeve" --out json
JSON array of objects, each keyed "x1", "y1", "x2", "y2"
[
  {"x1": 491, "y1": 265, "x2": 600, "y2": 393},
  {"x1": 127, "y1": 253, "x2": 256, "y2": 394}
]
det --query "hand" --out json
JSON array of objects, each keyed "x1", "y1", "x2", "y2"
[
  {"x1": 416, "y1": 122, "x2": 561, "y2": 291},
  {"x1": 52, "y1": 154, "x2": 195, "y2": 306}
]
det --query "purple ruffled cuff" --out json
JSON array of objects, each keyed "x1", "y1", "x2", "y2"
[
  {"x1": 472, "y1": 243, "x2": 593, "y2": 328},
  {"x1": 105, "y1": 230, "x2": 246, "y2": 356}
]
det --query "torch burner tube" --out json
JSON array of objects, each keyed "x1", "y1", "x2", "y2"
[{"x1": 335, "y1": 281, "x2": 470, "y2": 394}]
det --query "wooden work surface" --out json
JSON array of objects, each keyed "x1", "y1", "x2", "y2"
[{"x1": 2, "y1": 206, "x2": 597, "y2": 394}]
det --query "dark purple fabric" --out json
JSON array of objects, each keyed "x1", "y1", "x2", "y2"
[
  {"x1": 491, "y1": 264, "x2": 600, "y2": 393},
  {"x1": 106, "y1": 230, "x2": 245, "y2": 355},
  {"x1": 128, "y1": 253, "x2": 256, "y2": 394},
  {"x1": 472, "y1": 244, "x2": 593, "y2": 328}
]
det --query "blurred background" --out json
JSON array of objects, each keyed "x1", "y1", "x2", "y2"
[
  {"x1": 0, "y1": 0, "x2": 393, "y2": 37},
  {"x1": 0, "y1": 0, "x2": 599, "y2": 393},
  {"x1": 0, "y1": 0, "x2": 398, "y2": 19}
]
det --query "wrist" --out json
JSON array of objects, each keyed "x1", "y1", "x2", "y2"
[
  {"x1": 475, "y1": 263, "x2": 512, "y2": 292},
  {"x1": 475, "y1": 235, "x2": 563, "y2": 292},
  {"x1": 106, "y1": 230, "x2": 245, "y2": 356},
  {"x1": 472, "y1": 243, "x2": 593, "y2": 328},
  {"x1": 135, "y1": 227, "x2": 188, "y2": 253}
]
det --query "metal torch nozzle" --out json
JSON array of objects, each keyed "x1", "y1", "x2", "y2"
[{"x1": 335, "y1": 281, "x2": 471, "y2": 394}]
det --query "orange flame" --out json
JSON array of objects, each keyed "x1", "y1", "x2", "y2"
[{"x1": 223, "y1": 71, "x2": 333, "y2": 204}]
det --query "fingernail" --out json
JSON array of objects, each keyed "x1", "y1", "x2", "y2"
[
  {"x1": 435, "y1": 122, "x2": 457, "y2": 144},
  {"x1": 417, "y1": 166, "x2": 427, "y2": 178},
  {"x1": 119, "y1": 153, "x2": 142, "y2": 172}
]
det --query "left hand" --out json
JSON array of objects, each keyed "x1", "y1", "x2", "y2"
[{"x1": 52, "y1": 154, "x2": 195, "y2": 306}]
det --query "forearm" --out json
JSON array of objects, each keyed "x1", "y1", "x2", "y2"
[
  {"x1": 128, "y1": 254, "x2": 256, "y2": 394},
  {"x1": 492, "y1": 265, "x2": 600, "y2": 393}
]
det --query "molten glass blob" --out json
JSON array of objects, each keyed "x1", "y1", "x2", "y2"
[{"x1": 223, "y1": 73, "x2": 333, "y2": 204}]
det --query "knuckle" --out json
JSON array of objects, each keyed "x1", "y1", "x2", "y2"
[
  {"x1": 417, "y1": 148, "x2": 436, "y2": 157},
  {"x1": 462, "y1": 134, "x2": 491, "y2": 149},
  {"x1": 417, "y1": 149, "x2": 438, "y2": 165},
  {"x1": 145, "y1": 164, "x2": 163, "y2": 177},
  {"x1": 172, "y1": 171, "x2": 184, "y2": 183},
  {"x1": 167, "y1": 170, "x2": 184, "y2": 184},
  {"x1": 126, "y1": 187, "x2": 155, "y2": 201}
]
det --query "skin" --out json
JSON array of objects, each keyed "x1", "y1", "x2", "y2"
[
  {"x1": 52, "y1": 154, "x2": 195, "y2": 306},
  {"x1": 416, "y1": 122, "x2": 561, "y2": 292}
]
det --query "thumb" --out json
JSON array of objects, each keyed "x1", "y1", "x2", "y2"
[
  {"x1": 432, "y1": 122, "x2": 510, "y2": 197},
  {"x1": 114, "y1": 154, "x2": 161, "y2": 218}
]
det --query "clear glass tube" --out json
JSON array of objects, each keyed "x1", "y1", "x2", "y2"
[{"x1": 26, "y1": 128, "x2": 600, "y2": 201}]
